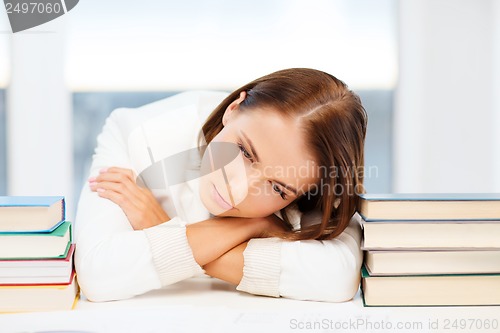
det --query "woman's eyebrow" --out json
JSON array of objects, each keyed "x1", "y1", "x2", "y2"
[
  {"x1": 241, "y1": 130, "x2": 260, "y2": 162},
  {"x1": 240, "y1": 130, "x2": 299, "y2": 196}
]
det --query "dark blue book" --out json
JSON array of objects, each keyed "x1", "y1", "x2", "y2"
[
  {"x1": 0, "y1": 196, "x2": 65, "y2": 233},
  {"x1": 358, "y1": 193, "x2": 500, "y2": 221}
]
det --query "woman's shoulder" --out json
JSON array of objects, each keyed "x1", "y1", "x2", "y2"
[
  {"x1": 109, "y1": 90, "x2": 229, "y2": 125},
  {"x1": 102, "y1": 91, "x2": 229, "y2": 155}
]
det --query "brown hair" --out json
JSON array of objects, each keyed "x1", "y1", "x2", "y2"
[{"x1": 198, "y1": 68, "x2": 367, "y2": 240}]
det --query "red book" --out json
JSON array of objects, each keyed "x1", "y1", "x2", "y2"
[{"x1": 0, "y1": 244, "x2": 75, "y2": 285}]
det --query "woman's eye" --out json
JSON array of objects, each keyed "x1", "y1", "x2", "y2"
[
  {"x1": 272, "y1": 183, "x2": 287, "y2": 200},
  {"x1": 238, "y1": 144, "x2": 252, "y2": 160}
]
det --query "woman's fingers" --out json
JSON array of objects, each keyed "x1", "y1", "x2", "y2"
[
  {"x1": 88, "y1": 167, "x2": 170, "y2": 229},
  {"x1": 90, "y1": 178, "x2": 141, "y2": 218},
  {"x1": 94, "y1": 187, "x2": 128, "y2": 207},
  {"x1": 89, "y1": 168, "x2": 139, "y2": 194},
  {"x1": 105, "y1": 167, "x2": 136, "y2": 181},
  {"x1": 89, "y1": 168, "x2": 142, "y2": 206},
  {"x1": 90, "y1": 168, "x2": 135, "y2": 185},
  {"x1": 89, "y1": 180, "x2": 132, "y2": 196},
  {"x1": 89, "y1": 180, "x2": 142, "y2": 207}
]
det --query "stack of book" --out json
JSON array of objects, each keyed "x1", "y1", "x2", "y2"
[
  {"x1": 358, "y1": 193, "x2": 500, "y2": 306},
  {"x1": 0, "y1": 196, "x2": 78, "y2": 312}
]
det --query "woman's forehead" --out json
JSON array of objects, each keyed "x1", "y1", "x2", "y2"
[{"x1": 235, "y1": 110, "x2": 320, "y2": 187}]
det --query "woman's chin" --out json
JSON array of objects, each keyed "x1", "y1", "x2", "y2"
[{"x1": 214, "y1": 210, "x2": 236, "y2": 217}]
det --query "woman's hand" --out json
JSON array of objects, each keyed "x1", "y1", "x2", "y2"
[{"x1": 88, "y1": 167, "x2": 170, "y2": 230}]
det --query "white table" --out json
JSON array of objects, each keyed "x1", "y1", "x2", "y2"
[{"x1": 0, "y1": 276, "x2": 499, "y2": 333}]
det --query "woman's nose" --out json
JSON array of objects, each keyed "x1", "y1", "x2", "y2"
[{"x1": 223, "y1": 154, "x2": 249, "y2": 206}]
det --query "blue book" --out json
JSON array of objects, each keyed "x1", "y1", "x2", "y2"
[
  {"x1": 0, "y1": 196, "x2": 65, "y2": 233},
  {"x1": 358, "y1": 193, "x2": 500, "y2": 221}
]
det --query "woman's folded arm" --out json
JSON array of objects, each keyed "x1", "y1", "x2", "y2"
[
  {"x1": 76, "y1": 194, "x2": 267, "y2": 302},
  {"x1": 204, "y1": 216, "x2": 363, "y2": 303},
  {"x1": 76, "y1": 191, "x2": 266, "y2": 302},
  {"x1": 75, "y1": 108, "x2": 263, "y2": 302}
]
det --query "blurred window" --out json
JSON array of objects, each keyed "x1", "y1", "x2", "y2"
[
  {"x1": 0, "y1": 10, "x2": 10, "y2": 195},
  {"x1": 68, "y1": 0, "x2": 397, "y2": 201}
]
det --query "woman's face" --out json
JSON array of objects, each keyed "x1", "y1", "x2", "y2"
[{"x1": 198, "y1": 92, "x2": 320, "y2": 218}]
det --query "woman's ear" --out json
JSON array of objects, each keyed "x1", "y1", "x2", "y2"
[{"x1": 222, "y1": 91, "x2": 247, "y2": 126}]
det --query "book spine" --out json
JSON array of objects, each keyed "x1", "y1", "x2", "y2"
[{"x1": 61, "y1": 197, "x2": 66, "y2": 221}]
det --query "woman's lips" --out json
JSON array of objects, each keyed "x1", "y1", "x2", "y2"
[{"x1": 212, "y1": 184, "x2": 233, "y2": 211}]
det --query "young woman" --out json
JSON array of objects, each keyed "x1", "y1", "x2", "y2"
[{"x1": 75, "y1": 68, "x2": 367, "y2": 303}]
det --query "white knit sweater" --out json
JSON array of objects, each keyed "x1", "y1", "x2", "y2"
[{"x1": 74, "y1": 91, "x2": 363, "y2": 302}]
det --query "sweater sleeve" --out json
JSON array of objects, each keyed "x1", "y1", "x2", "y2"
[
  {"x1": 236, "y1": 215, "x2": 363, "y2": 302},
  {"x1": 74, "y1": 109, "x2": 203, "y2": 302}
]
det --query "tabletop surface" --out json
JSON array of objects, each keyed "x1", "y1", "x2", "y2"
[{"x1": 0, "y1": 276, "x2": 499, "y2": 333}]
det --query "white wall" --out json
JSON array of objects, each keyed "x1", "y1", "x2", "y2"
[
  {"x1": 7, "y1": 18, "x2": 73, "y2": 217},
  {"x1": 394, "y1": 0, "x2": 499, "y2": 193},
  {"x1": 65, "y1": 0, "x2": 397, "y2": 91}
]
